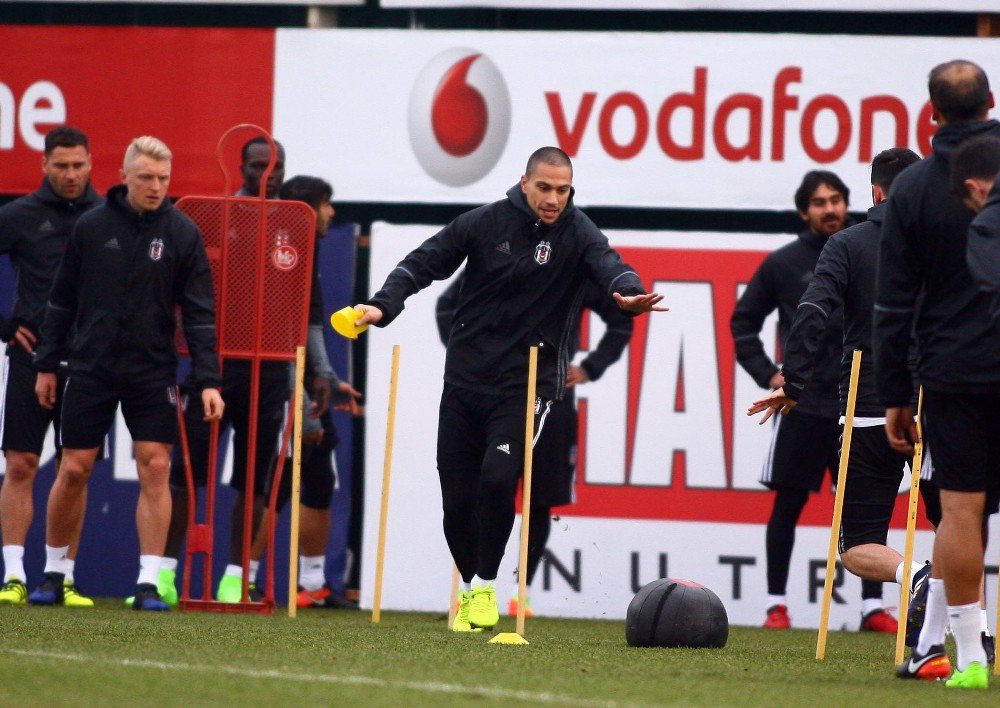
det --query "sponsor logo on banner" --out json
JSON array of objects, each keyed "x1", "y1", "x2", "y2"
[
  {"x1": 407, "y1": 47, "x2": 511, "y2": 187},
  {"x1": 273, "y1": 244, "x2": 298, "y2": 270}
]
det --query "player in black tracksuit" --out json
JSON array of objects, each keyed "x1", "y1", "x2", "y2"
[
  {"x1": 436, "y1": 271, "x2": 633, "y2": 615},
  {"x1": 0, "y1": 127, "x2": 102, "y2": 606},
  {"x1": 961, "y1": 155, "x2": 1000, "y2": 325},
  {"x1": 874, "y1": 60, "x2": 1000, "y2": 682},
  {"x1": 732, "y1": 170, "x2": 892, "y2": 631},
  {"x1": 353, "y1": 147, "x2": 662, "y2": 631},
  {"x1": 33, "y1": 137, "x2": 222, "y2": 611},
  {"x1": 748, "y1": 149, "x2": 940, "y2": 633}
]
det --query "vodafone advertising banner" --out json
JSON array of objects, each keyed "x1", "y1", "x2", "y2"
[
  {"x1": 360, "y1": 224, "x2": 999, "y2": 625},
  {"x1": 274, "y1": 30, "x2": 1000, "y2": 210},
  {"x1": 381, "y1": 0, "x2": 996, "y2": 11}
]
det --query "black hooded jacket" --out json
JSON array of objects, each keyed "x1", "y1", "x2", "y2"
[
  {"x1": 875, "y1": 119, "x2": 1000, "y2": 405},
  {"x1": 730, "y1": 228, "x2": 843, "y2": 418},
  {"x1": 367, "y1": 184, "x2": 644, "y2": 400},
  {"x1": 967, "y1": 177, "x2": 1000, "y2": 325},
  {"x1": 35, "y1": 184, "x2": 220, "y2": 390},
  {"x1": 0, "y1": 178, "x2": 103, "y2": 350}
]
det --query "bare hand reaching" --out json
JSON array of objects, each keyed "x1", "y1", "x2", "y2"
[
  {"x1": 614, "y1": 292, "x2": 668, "y2": 314},
  {"x1": 746, "y1": 387, "x2": 797, "y2": 425}
]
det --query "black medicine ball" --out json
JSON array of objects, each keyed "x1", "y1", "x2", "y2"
[{"x1": 625, "y1": 578, "x2": 729, "y2": 648}]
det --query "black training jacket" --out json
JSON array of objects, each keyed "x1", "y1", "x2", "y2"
[
  {"x1": 368, "y1": 184, "x2": 644, "y2": 400},
  {"x1": 875, "y1": 119, "x2": 1000, "y2": 405},
  {"x1": 967, "y1": 178, "x2": 1000, "y2": 325},
  {"x1": 730, "y1": 228, "x2": 842, "y2": 418},
  {"x1": 35, "y1": 185, "x2": 220, "y2": 390},
  {"x1": 783, "y1": 202, "x2": 916, "y2": 417},
  {"x1": 0, "y1": 178, "x2": 103, "y2": 343},
  {"x1": 435, "y1": 271, "x2": 634, "y2": 382}
]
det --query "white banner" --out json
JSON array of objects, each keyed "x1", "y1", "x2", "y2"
[
  {"x1": 383, "y1": 0, "x2": 993, "y2": 9},
  {"x1": 275, "y1": 30, "x2": 1000, "y2": 211},
  {"x1": 358, "y1": 222, "x2": 999, "y2": 627}
]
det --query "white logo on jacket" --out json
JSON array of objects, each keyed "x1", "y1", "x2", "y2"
[
  {"x1": 534, "y1": 241, "x2": 552, "y2": 265},
  {"x1": 149, "y1": 238, "x2": 164, "y2": 261}
]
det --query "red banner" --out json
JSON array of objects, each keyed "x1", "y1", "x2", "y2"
[{"x1": 0, "y1": 26, "x2": 275, "y2": 197}]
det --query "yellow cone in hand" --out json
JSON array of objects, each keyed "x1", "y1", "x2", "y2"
[
  {"x1": 330, "y1": 306, "x2": 368, "y2": 340},
  {"x1": 489, "y1": 632, "x2": 529, "y2": 645}
]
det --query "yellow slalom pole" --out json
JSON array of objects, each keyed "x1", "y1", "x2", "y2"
[
  {"x1": 816, "y1": 349, "x2": 862, "y2": 660},
  {"x1": 372, "y1": 345, "x2": 401, "y2": 624},
  {"x1": 447, "y1": 564, "x2": 460, "y2": 630},
  {"x1": 490, "y1": 346, "x2": 537, "y2": 646},
  {"x1": 894, "y1": 387, "x2": 925, "y2": 665},
  {"x1": 287, "y1": 345, "x2": 306, "y2": 618}
]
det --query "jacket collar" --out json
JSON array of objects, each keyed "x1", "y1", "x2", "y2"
[
  {"x1": 107, "y1": 183, "x2": 172, "y2": 222},
  {"x1": 505, "y1": 182, "x2": 577, "y2": 232},
  {"x1": 34, "y1": 177, "x2": 100, "y2": 210}
]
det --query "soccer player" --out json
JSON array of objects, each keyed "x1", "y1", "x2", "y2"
[
  {"x1": 732, "y1": 170, "x2": 894, "y2": 631},
  {"x1": 351, "y1": 147, "x2": 664, "y2": 631},
  {"x1": 436, "y1": 272, "x2": 633, "y2": 617},
  {"x1": 955, "y1": 135, "x2": 1000, "y2": 322},
  {"x1": 0, "y1": 126, "x2": 102, "y2": 607},
  {"x1": 875, "y1": 60, "x2": 1000, "y2": 689},
  {"x1": 747, "y1": 149, "x2": 939, "y2": 636},
  {"x1": 31, "y1": 136, "x2": 224, "y2": 611}
]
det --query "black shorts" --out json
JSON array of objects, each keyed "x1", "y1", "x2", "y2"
[
  {"x1": 60, "y1": 375, "x2": 178, "y2": 449},
  {"x1": 436, "y1": 383, "x2": 553, "y2": 496},
  {"x1": 530, "y1": 395, "x2": 576, "y2": 508},
  {"x1": 268, "y1": 410, "x2": 339, "y2": 511},
  {"x1": 759, "y1": 408, "x2": 840, "y2": 492},
  {"x1": 839, "y1": 425, "x2": 911, "y2": 552},
  {"x1": 922, "y1": 388, "x2": 1000, "y2": 513},
  {"x1": 1, "y1": 350, "x2": 66, "y2": 456},
  {"x1": 170, "y1": 365, "x2": 289, "y2": 495}
]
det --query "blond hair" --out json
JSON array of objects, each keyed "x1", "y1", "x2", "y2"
[{"x1": 123, "y1": 136, "x2": 172, "y2": 171}]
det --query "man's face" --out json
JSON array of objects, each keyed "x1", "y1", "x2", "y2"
[
  {"x1": 962, "y1": 176, "x2": 996, "y2": 213},
  {"x1": 241, "y1": 143, "x2": 285, "y2": 199},
  {"x1": 121, "y1": 154, "x2": 171, "y2": 213},
  {"x1": 520, "y1": 163, "x2": 572, "y2": 225},
  {"x1": 44, "y1": 145, "x2": 91, "y2": 201},
  {"x1": 315, "y1": 199, "x2": 334, "y2": 238},
  {"x1": 800, "y1": 182, "x2": 847, "y2": 237}
]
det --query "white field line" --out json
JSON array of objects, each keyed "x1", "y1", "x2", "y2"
[{"x1": 5, "y1": 648, "x2": 635, "y2": 707}]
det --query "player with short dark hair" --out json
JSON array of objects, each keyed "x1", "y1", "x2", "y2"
[
  {"x1": 351, "y1": 146, "x2": 664, "y2": 631},
  {"x1": 31, "y1": 136, "x2": 223, "y2": 611},
  {"x1": 0, "y1": 126, "x2": 103, "y2": 607},
  {"x1": 953, "y1": 135, "x2": 1000, "y2": 326},
  {"x1": 875, "y1": 59, "x2": 1000, "y2": 689}
]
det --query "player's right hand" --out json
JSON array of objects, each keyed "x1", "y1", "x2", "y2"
[
  {"x1": 747, "y1": 387, "x2": 797, "y2": 424},
  {"x1": 353, "y1": 304, "x2": 383, "y2": 326},
  {"x1": 10, "y1": 325, "x2": 37, "y2": 354},
  {"x1": 885, "y1": 405, "x2": 917, "y2": 455},
  {"x1": 35, "y1": 372, "x2": 57, "y2": 410},
  {"x1": 201, "y1": 387, "x2": 225, "y2": 422}
]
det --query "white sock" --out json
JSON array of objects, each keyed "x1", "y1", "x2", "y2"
[
  {"x1": 894, "y1": 561, "x2": 923, "y2": 587},
  {"x1": 161, "y1": 557, "x2": 178, "y2": 573},
  {"x1": 916, "y1": 579, "x2": 948, "y2": 654},
  {"x1": 64, "y1": 559, "x2": 75, "y2": 584},
  {"x1": 224, "y1": 564, "x2": 242, "y2": 579},
  {"x1": 249, "y1": 560, "x2": 260, "y2": 582},
  {"x1": 299, "y1": 555, "x2": 325, "y2": 592},
  {"x1": 137, "y1": 555, "x2": 161, "y2": 587},
  {"x1": 980, "y1": 609, "x2": 991, "y2": 635},
  {"x1": 462, "y1": 581, "x2": 472, "y2": 593},
  {"x1": 44, "y1": 545, "x2": 72, "y2": 576},
  {"x1": 471, "y1": 575, "x2": 495, "y2": 589},
  {"x1": 2, "y1": 545, "x2": 26, "y2": 583},
  {"x1": 861, "y1": 598, "x2": 883, "y2": 616},
  {"x1": 767, "y1": 594, "x2": 786, "y2": 608},
  {"x1": 949, "y1": 602, "x2": 987, "y2": 671}
]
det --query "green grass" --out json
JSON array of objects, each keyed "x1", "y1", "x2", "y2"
[{"x1": 0, "y1": 602, "x2": 997, "y2": 706}]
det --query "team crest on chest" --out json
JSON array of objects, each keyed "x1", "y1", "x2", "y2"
[
  {"x1": 534, "y1": 241, "x2": 552, "y2": 265},
  {"x1": 149, "y1": 238, "x2": 164, "y2": 261}
]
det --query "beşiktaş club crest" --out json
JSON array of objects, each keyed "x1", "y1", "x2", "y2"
[
  {"x1": 534, "y1": 240, "x2": 552, "y2": 265},
  {"x1": 149, "y1": 238, "x2": 164, "y2": 261}
]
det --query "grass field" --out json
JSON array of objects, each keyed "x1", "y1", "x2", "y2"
[{"x1": 0, "y1": 602, "x2": 997, "y2": 706}]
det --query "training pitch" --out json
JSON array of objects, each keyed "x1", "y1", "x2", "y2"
[{"x1": 1, "y1": 604, "x2": 997, "y2": 705}]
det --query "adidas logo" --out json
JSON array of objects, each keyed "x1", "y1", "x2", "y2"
[
  {"x1": 495, "y1": 241, "x2": 511, "y2": 255},
  {"x1": 496, "y1": 443, "x2": 510, "y2": 455},
  {"x1": 104, "y1": 238, "x2": 120, "y2": 250},
  {"x1": 38, "y1": 219, "x2": 55, "y2": 232}
]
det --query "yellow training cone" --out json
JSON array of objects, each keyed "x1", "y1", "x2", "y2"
[
  {"x1": 330, "y1": 306, "x2": 368, "y2": 340},
  {"x1": 489, "y1": 632, "x2": 529, "y2": 645}
]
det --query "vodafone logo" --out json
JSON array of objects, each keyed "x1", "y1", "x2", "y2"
[{"x1": 408, "y1": 48, "x2": 511, "y2": 187}]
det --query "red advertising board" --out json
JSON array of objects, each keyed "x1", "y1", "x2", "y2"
[{"x1": 0, "y1": 26, "x2": 275, "y2": 197}]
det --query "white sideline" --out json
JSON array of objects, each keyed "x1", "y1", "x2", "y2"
[{"x1": 5, "y1": 648, "x2": 629, "y2": 706}]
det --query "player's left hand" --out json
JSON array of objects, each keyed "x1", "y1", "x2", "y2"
[
  {"x1": 614, "y1": 292, "x2": 668, "y2": 313},
  {"x1": 309, "y1": 376, "x2": 332, "y2": 417},
  {"x1": 9, "y1": 325, "x2": 37, "y2": 354},
  {"x1": 332, "y1": 381, "x2": 363, "y2": 416},
  {"x1": 201, "y1": 387, "x2": 224, "y2": 421},
  {"x1": 747, "y1": 387, "x2": 797, "y2": 424},
  {"x1": 565, "y1": 364, "x2": 591, "y2": 388}
]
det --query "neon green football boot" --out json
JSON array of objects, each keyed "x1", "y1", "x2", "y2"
[
  {"x1": 946, "y1": 662, "x2": 989, "y2": 689},
  {"x1": 0, "y1": 578, "x2": 28, "y2": 605},
  {"x1": 451, "y1": 590, "x2": 483, "y2": 633},
  {"x1": 62, "y1": 580, "x2": 95, "y2": 608},
  {"x1": 157, "y1": 569, "x2": 178, "y2": 607},
  {"x1": 216, "y1": 573, "x2": 242, "y2": 603},
  {"x1": 468, "y1": 585, "x2": 499, "y2": 629}
]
